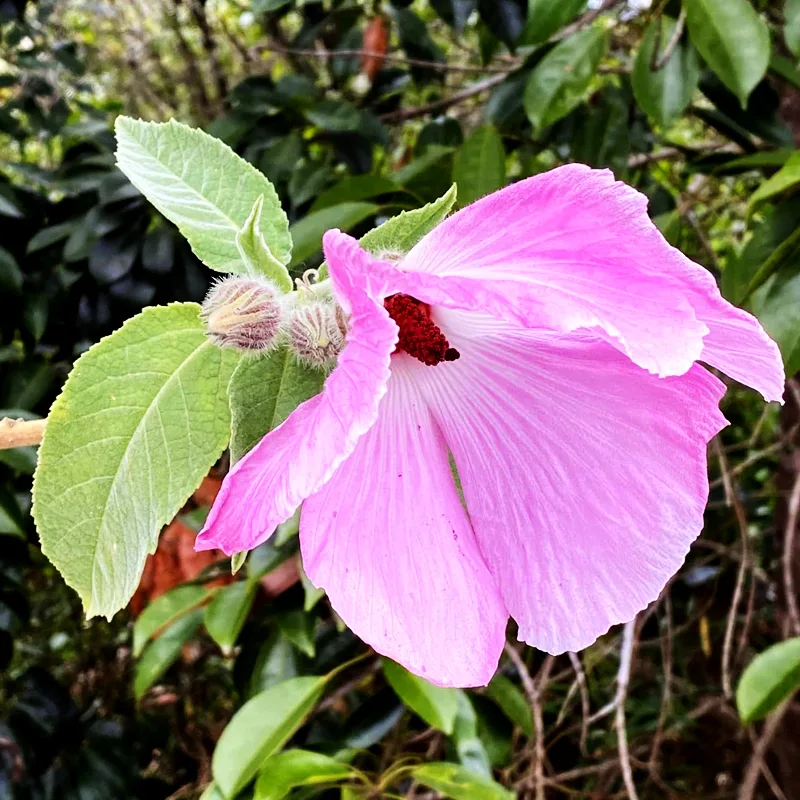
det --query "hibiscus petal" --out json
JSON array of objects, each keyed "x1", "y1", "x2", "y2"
[
  {"x1": 392, "y1": 165, "x2": 783, "y2": 395},
  {"x1": 300, "y1": 359, "x2": 508, "y2": 687},
  {"x1": 195, "y1": 235, "x2": 398, "y2": 554},
  {"x1": 410, "y1": 309, "x2": 728, "y2": 654}
]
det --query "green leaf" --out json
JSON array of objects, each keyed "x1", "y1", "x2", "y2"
[
  {"x1": 632, "y1": 17, "x2": 701, "y2": 128},
  {"x1": 304, "y1": 100, "x2": 363, "y2": 132},
  {"x1": 299, "y1": 561, "x2": 325, "y2": 612},
  {"x1": 684, "y1": 0, "x2": 770, "y2": 107},
  {"x1": 359, "y1": 183, "x2": 457, "y2": 255},
  {"x1": 0, "y1": 246, "x2": 23, "y2": 292},
  {"x1": 736, "y1": 636, "x2": 800, "y2": 723},
  {"x1": 236, "y1": 196, "x2": 293, "y2": 292},
  {"x1": 134, "y1": 609, "x2": 204, "y2": 700},
  {"x1": 412, "y1": 763, "x2": 514, "y2": 800},
  {"x1": 523, "y1": 26, "x2": 608, "y2": 133},
  {"x1": 310, "y1": 175, "x2": 399, "y2": 214},
  {"x1": 212, "y1": 676, "x2": 327, "y2": 798},
  {"x1": 453, "y1": 125, "x2": 506, "y2": 208},
  {"x1": 521, "y1": 0, "x2": 586, "y2": 45},
  {"x1": 382, "y1": 659, "x2": 459, "y2": 734},
  {"x1": 255, "y1": 749, "x2": 354, "y2": 800},
  {"x1": 199, "y1": 784, "x2": 225, "y2": 800},
  {"x1": 275, "y1": 610, "x2": 316, "y2": 658},
  {"x1": 317, "y1": 184, "x2": 458, "y2": 281},
  {"x1": 484, "y1": 674, "x2": 533, "y2": 736},
  {"x1": 453, "y1": 693, "x2": 492, "y2": 778},
  {"x1": 748, "y1": 150, "x2": 800, "y2": 213},
  {"x1": 0, "y1": 486, "x2": 26, "y2": 538},
  {"x1": 33, "y1": 303, "x2": 237, "y2": 619},
  {"x1": 289, "y1": 203, "x2": 380, "y2": 267},
  {"x1": 205, "y1": 580, "x2": 258, "y2": 655},
  {"x1": 228, "y1": 349, "x2": 325, "y2": 464},
  {"x1": 722, "y1": 198, "x2": 800, "y2": 303},
  {"x1": 115, "y1": 117, "x2": 291, "y2": 272},
  {"x1": 133, "y1": 585, "x2": 210, "y2": 657},
  {"x1": 26, "y1": 221, "x2": 74, "y2": 253},
  {"x1": 751, "y1": 261, "x2": 800, "y2": 376},
  {"x1": 788, "y1": 0, "x2": 800, "y2": 57}
]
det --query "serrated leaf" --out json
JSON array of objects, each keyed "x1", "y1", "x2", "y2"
[
  {"x1": 523, "y1": 26, "x2": 608, "y2": 133},
  {"x1": 382, "y1": 659, "x2": 460, "y2": 734},
  {"x1": 228, "y1": 349, "x2": 325, "y2": 464},
  {"x1": 632, "y1": 17, "x2": 700, "y2": 128},
  {"x1": 236, "y1": 196, "x2": 293, "y2": 292},
  {"x1": 133, "y1": 584, "x2": 211, "y2": 657},
  {"x1": 684, "y1": 0, "x2": 770, "y2": 107},
  {"x1": 134, "y1": 609, "x2": 204, "y2": 700},
  {"x1": 115, "y1": 117, "x2": 291, "y2": 272},
  {"x1": 412, "y1": 762, "x2": 513, "y2": 800},
  {"x1": 254, "y1": 749, "x2": 354, "y2": 800},
  {"x1": 212, "y1": 676, "x2": 327, "y2": 798},
  {"x1": 453, "y1": 125, "x2": 506, "y2": 208},
  {"x1": 33, "y1": 304, "x2": 237, "y2": 619},
  {"x1": 737, "y1": 636, "x2": 800, "y2": 723}
]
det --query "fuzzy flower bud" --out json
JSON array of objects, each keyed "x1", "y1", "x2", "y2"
[
  {"x1": 200, "y1": 276, "x2": 283, "y2": 353},
  {"x1": 288, "y1": 300, "x2": 348, "y2": 369}
]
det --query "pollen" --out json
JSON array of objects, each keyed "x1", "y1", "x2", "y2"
[{"x1": 384, "y1": 294, "x2": 460, "y2": 366}]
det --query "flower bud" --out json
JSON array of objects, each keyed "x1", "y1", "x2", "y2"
[
  {"x1": 200, "y1": 276, "x2": 283, "y2": 353},
  {"x1": 288, "y1": 300, "x2": 348, "y2": 369}
]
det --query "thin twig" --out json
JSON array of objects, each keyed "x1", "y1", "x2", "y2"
[
  {"x1": 650, "y1": 7, "x2": 687, "y2": 70},
  {"x1": 616, "y1": 621, "x2": 640, "y2": 800},
  {"x1": 380, "y1": 73, "x2": 508, "y2": 123},
  {"x1": 0, "y1": 417, "x2": 45, "y2": 449},
  {"x1": 783, "y1": 472, "x2": 800, "y2": 637},
  {"x1": 738, "y1": 703, "x2": 791, "y2": 800},
  {"x1": 556, "y1": 0, "x2": 624, "y2": 40},
  {"x1": 252, "y1": 45, "x2": 515, "y2": 74},
  {"x1": 568, "y1": 652, "x2": 590, "y2": 755},
  {"x1": 715, "y1": 439, "x2": 751, "y2": 699}
]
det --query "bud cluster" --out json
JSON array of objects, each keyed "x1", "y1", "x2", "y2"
[
  {"x1": 200, "y1": 272, "x2": 350, "y2": 370},
  {"x1": 200, "y1": 276, "x2": 283, "y2": 353}
]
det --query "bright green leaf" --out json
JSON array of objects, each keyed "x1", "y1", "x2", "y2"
[
  {"x1": 748, "y1": 151, "x2": 800, "y2": 213},
  {"x1": 484, "y1": 674, "x2": 533, "y2": 736},
  {"x1": 236, "y1": 196, "x2": 293, "y2": 292},
  {"x1": 382, "y1": 659, "x2": 459, "y2": 734},
  {"x1": 521, "y1": 0, "x2": 586, "y2": 45},
  {"x1": 205, "y1": 581, "x2": 258, "y2": 655},
  {"x1": 523, "y1": 26, "x2": 608, "y2": 133},
  {"x1": 254, "y1": 749, "x2": 354, "y2": 800},
  {"x1": 736, "y1": 636, "x2": 800, "y2": 723},
  {"x1": 289, "y1": 203, "x2": 379, "y2": 267},
  {"x1": 33, "y1": 303, "x2": 237, "y2": 619},
  {"x1": 134, "y1": 609, "x2": 204, "y2": 700},
  {"x1": 453, "y1": 124, "x2": 506, "y2": 208},
  {"x1": 212, "y1": 676, "x2": 327, "y2": 798},
  {"x1": 632, "y1": 17, "x2": 700, "y2": 128},
  {"x1": 684, "y1": 0, "x2": 771, "y2": 107},
  {"x1": 412, "y1": 762, "x2": 513, "y2": 800},
  {"x1": 115, "y1": 117, "x2": 291, "y2": 272},
  {"x1": 304, "y1": 100, "x2": 362, "y2": 132},
  {"x1": 299, "y1": 561, "x2": 325, "y2": 612},
  {"x1": 133, "y1": 584, "x2": 210, "y2": 657},
  {"x1": 228, "y1": 348, "x2": 325, "y2": 463},
  {"x1": 786, "y1": 0, "x2": 800, "y2": 57}
]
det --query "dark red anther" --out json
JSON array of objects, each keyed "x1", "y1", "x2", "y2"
[{"x1": 384, "y1": 294, "x2": 460, "y2": 366}]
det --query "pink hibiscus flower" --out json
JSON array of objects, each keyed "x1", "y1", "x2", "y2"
[{"x1": 196, "y1": 165, "x2": 784, "y2": 688}]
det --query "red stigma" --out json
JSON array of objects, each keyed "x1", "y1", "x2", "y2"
[{"x1": 384, "y1": 294, "x2": 460, "y2": 366}]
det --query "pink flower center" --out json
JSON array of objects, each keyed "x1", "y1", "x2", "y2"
[{"x1": 384, "y1": 294, "x2": 460, "y2": 366}]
